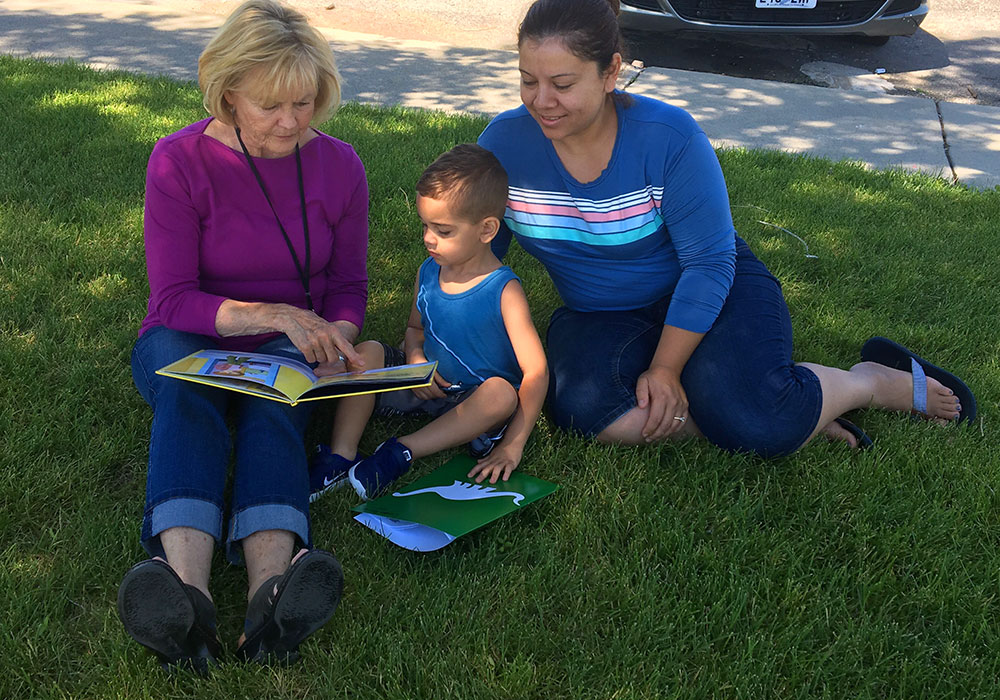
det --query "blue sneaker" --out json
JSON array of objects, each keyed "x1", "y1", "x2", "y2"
[
  {"x1": 308, "y1": 445, "x2": 361, "y2": 504},
  {"x1": 468, "y1": 421, "x2": 509, "y2": 459},
  {"x1": 348, "y1": 437, "x2": 413, "y2": 500}
]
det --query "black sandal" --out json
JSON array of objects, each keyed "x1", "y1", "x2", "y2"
[
  {"x1": 834, "y1": 417, "x2": 874, "y2": 450},
  {"x1": 117, "y1": 559, "x2": 221, "y2": 674},
  {"x1": 236, "y1": 549, "x2": 344, "y2": 664}
]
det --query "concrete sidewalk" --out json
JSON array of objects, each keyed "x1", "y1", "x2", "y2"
[{"x1": 2, "y1": 0, "x2": 998, "y2": 188}]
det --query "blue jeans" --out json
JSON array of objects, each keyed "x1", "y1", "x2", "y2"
[
  {"x1": 545, "y1": 239, "x2": 823, "y2": 458},
  {"x1": 131, "y1": 326, "x2": 313, "y2": 564}
]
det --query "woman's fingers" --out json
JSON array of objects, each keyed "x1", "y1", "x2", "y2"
[
  {"x1": 339, "y1": 339, "x2": 364, "y2": 369},
  {"x1": 313, "y1": 359, "x2": 347, "y2": 377},
  {"x1": 639, "y1": 376, "x2": 667, "y2": 439},
  {"x1": 638, "y1": 368, "x2": 688, "y2": 442},
  {"x1": 284, "y1": 308, "x2": 364, "y2": 368},
  {"x1": 314, "y1": 329, "x2": 344, "y2": 366},
  {"x1": 642, "y1": 394, "x2": 669, "y2": 441},
  {"x1": 648, "y1": 389, "x2": 689, "y2": 440},
  {"x1": 282, "y1": 308, "x2": 324, "y2": 361},
  {"x1": 653, "y1": 396, "x2": 687, "y2": 440},
  {"x1": 635, "y1": 376, "x2": 650, "y2": 409}
]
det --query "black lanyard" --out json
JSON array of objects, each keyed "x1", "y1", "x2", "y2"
[{"x1": 235, "y1": 127, "x2": 314, "y2": 311}]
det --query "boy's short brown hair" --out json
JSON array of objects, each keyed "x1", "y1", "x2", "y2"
[{"x1": 416, "y1": 144, "x2": 509, "y2": 223}]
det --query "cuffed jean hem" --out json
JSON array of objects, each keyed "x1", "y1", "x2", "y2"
[
  {"x1": 141, "y1": 497, "x2": 224, "y2": 560},
  {"x1": 132, "y1": 326, "x2": 314, "y2": 564},
  {"x1": 226, "y1": 504, "x2": 310, "y2": 565}
]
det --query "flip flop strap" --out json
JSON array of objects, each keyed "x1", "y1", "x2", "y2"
[{"x1": 911, "y1": 357, "x2": 927, "y2": 414}]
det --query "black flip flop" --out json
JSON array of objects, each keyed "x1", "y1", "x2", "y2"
[
  {"x1": 117, "y1": 559, "x2": 221, "y2": 674},
  {"x1": 236, "y1": 549, "x2": 344, "y2": 664},
  {"x1": 834, "y1": 417, "x2": 874, "y2": 450},
  {"x1": 860, "y1": 336, "x2": 977, "y2": 425}
]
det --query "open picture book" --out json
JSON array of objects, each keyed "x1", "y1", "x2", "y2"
[
  {"x1": 353, "y1": 455, "x2": 559, "y2": 552},
  {"x1": 156, "y1": 349, "x2": 436, "y2": 406}
]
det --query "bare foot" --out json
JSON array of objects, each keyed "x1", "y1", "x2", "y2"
[
  {"x1": 849, "y1": 361, "x2": 961, "y2": 424},
  {"x1": 819, "y1": 420, "x2": 859, "y2": 448}
]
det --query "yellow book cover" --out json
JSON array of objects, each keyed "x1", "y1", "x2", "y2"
[{"x1": 156, "y1": 350, "x2": 436, "y2": 406}]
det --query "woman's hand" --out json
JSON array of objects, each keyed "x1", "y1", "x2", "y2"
[
  {"x1": 281, "y1": 307, "x2": 362, "y2": 367},
  {"x1": 411, "y1": 371, "x2": 452, "y2": 401},
  {"x1": 215, "y1": 300, "x2": 362, "y2": 370},
  {"x1": 635, "y1": 365, "x2": 689, "y2": 442},
  {"x1": 468, "y1": 443, "x2": 522, "y2": 484},
  {"x1": 313, "y1": 351, "x2": 369, "y2": 377}
]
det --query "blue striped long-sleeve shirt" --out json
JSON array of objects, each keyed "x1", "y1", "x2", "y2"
[{"x1": 478, "y1": 94, "x2": 736, "y2": 334}]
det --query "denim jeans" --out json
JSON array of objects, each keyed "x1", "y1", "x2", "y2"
[
  {"x1": 131, "y1": 326, "x2": 313, "y2": 564},
  {"x1": 544, "y1": 238, "x2": 822, "y2": 457}
]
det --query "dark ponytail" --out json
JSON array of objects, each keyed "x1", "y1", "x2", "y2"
[{"x1": 518, "y1": 0, "x2": 625, "y2": 75}]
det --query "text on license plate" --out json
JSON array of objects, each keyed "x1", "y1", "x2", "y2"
[{"x1": 755, "y1": 0, "x2": 818, "y2": 8}]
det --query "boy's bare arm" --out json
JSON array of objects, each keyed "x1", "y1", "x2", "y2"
[
  {"x1": 468, "y1": 280, "x2": 548, "y2": 483},
  {"x1": 402, "y1": 279, "x2": 428, "y2": 364},
  {"x1": 404, "y1": 274, "x2": 452, "y2": 399}
]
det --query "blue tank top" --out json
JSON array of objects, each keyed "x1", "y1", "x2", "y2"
[{"x1": 416, "y1": 258, "x2": 522, "y2": 389}]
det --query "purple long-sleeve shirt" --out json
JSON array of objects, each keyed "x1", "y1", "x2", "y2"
[{"x1": 139, "y1": 118, "x2": 369, "y2": 351}]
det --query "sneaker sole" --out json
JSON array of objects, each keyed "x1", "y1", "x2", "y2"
[
  {"x1": 347, "y1": 464, "x2": 370, "y2": 501},
  {"x1": 308, "y1": 474, "x2": 350, "y2": 503}
]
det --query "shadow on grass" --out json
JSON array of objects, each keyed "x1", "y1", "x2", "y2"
[{"x1": 3, "y1": 56, "x2": 1000, "y2": 699}]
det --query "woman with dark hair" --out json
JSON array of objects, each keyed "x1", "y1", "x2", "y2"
[{"x1": 478, "y1": 0, "x2": 974, "y2": 455}]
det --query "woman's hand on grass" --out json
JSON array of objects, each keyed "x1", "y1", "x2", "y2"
[
  {"x1": 468, "y1": 444, "x2": 522, "y2": 484},
  {"x1": 636, "y1": 365, "x2": 689, "y2": 442}
]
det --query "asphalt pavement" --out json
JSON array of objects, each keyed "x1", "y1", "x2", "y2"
[{"x1": 1, "y1": 0, "x2": 998, "y2": 189}]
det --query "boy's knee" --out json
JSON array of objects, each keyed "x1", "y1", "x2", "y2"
[
  {"x1": 356, "y1": 340, "x2": 387, "y2": 368},
  {"x1": 479, "y1": 377, "x2": 518, "y2": 417}
]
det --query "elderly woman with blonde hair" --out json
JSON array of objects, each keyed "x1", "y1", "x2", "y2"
[{"x1": 117, "y1": 0, "x2": 367, "y2": 670}]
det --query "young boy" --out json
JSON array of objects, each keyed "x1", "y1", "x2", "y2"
[{"x1": 309, "y1": 144, "x2": 548, "y2": 501}]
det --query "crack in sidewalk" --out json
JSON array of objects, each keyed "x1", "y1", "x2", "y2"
[{"x1": 935, "y1": 99, "x2": 959, "y2": 185}]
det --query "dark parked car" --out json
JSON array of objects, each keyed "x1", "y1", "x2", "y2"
[{"x1": 619, "y1": 0, "x2": 928, "y2": 44}]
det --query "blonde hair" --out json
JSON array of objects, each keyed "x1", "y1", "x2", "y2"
[{"x1": 198, "y1": 0, "x2": 341, "y2": 125}]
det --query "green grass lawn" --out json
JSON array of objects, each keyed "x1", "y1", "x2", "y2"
[{"x1": 2, "y1": 55, "x2": 999, "y2": 699}]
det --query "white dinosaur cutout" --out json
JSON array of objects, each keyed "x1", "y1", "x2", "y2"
[{"x1": 392, "y1": 480, "x2": 525, "y2": 506}]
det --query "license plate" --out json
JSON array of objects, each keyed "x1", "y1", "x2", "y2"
[{"x1": 755, "y1": 0, "x2": 818, "y2": 8}]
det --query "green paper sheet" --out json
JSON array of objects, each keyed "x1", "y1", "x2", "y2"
[{"x1": 353, "y1": 455, "x2": 558, "y2": 551}]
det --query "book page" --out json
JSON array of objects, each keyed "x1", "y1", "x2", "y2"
[
  {"x1": 310, "y1": 361, "x2": 436, "y2": 388},
  {"x1": 157, "y1": 350, "x2": 318, "y2": 401}
]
